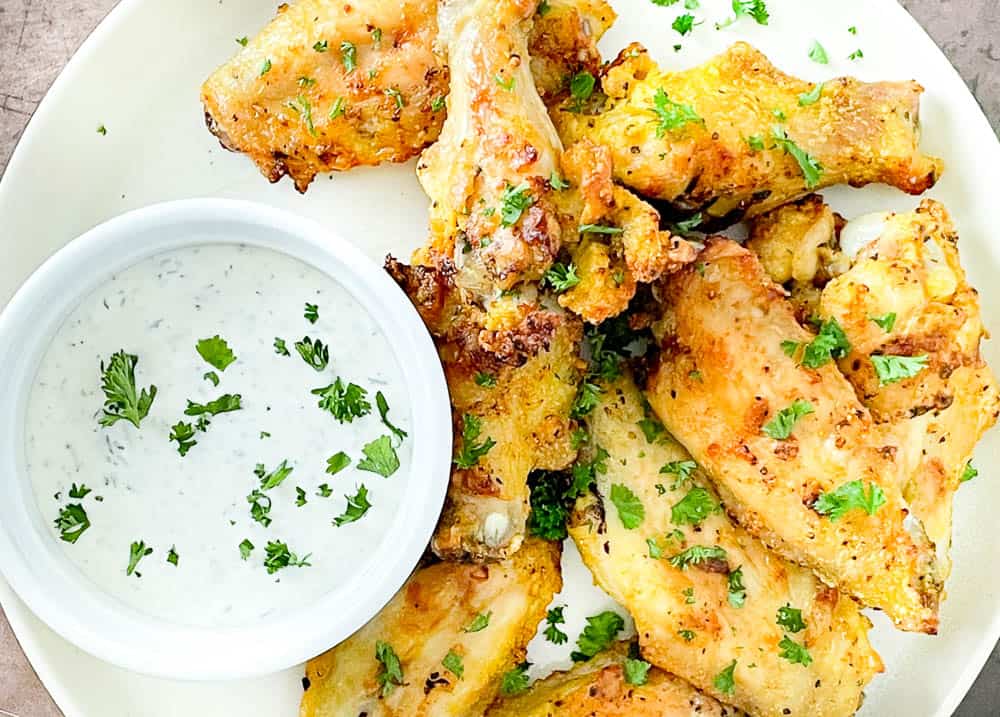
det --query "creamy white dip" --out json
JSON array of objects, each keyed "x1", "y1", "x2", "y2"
[{"x1": 25, "y1": 244, "x2": 410, "y2": 627}]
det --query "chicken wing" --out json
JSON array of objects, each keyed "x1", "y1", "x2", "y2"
[
  {"x1": 553, "y1": 42, "x2": 943, "y2": 224},
  {"x1": 485, "y1": 642, "x2": 748, "y2": 717},
  {"x1": 300, "y1": 538, "x2": 561, "y2": 717},
  {"x1": 569, "y1": 372, "x2": 881, "y2": 715},
  {"x1": 201, "y1": 0, "x2": 612, "y2": 192},
  {"x1": 646, "y1": 238, "x2": 943, "y2": 633}
]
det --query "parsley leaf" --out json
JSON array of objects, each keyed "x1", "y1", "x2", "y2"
[
  {"x1": 789, "y1": 318, "x2": 850, "y2": 368},
  {"x1": 375, "y1": 641, "x2": 404, "y2": 696},
  {"x1": 288, "y1": 95, "x2": 317, "y2": 136},
  {"x1": 571, "y1": 611, "x2": 625, "y2": 661},
  {"x1": 247, "y1": 489, "x2": 272, "y2": 526},
  {"x1": 650, "y1": 89, "x2": 703, "y2": 138},
  {"x1": 499, "y1": 183, "x2": 534, "y2": 226},
  {"x1": 549, "y1": 172, "x2": 570, "y2": 190},
  {"x1": 671, "y1": 487, "x2": 720, "y2": 526},
  {"x1": 454, "y1": 414, "x2": 496, "y2": 469},
  {"x1": 184, "y1": 393, "x2": 243, "y2": 417},
  {"x1": 870, "y1": 313, "x2": 897, "y2": 332},
  {"x1": 475, "y1": 371, "x2": 497, "y2": 388},
  {"x1": 778, "y1": 635, "x2": 813, "y2": 665},
  {"x1": 495, "y1": 74, "x2": 515, "y2": 91},
  {"x1": 567, "y1": 447, "x2": 609, "y2": 499},
  {"x1": 727, "y1": 567, "x2": 746, "y2": 608},
  {"x1": 660, "y1": 460, "x2": 698, "y2": 490},
  {"x1": 98, "y1": 351, "x2": 157, "y2": 429},
  {"x1": 166, "y1": 546, "x2": 179, "y2": 566},
  {"x1": 543, "y1": 262, "x2": 580, "y2": 292},
  {"x1": 274, "y1": 337, "x2": 290, "y2": 356},
  {"x1": 385, "y1": 87, "x2": 405, "y2": 109},
  {"x1": 256, "y1": 459, "x2": 294, "y2": 490},
  {"x1": 126, "y1": 540, "x2": 153, "y2": 576},
  {"x1": 442, "y1": 650, "x2": 464, "y2": 680},
  {"x1": 340, "y1": 41, "x2": 357, "y2": 73},
  {"x1": 668, "y1": 544, "x2": 728, "y2": 570},
  {"x1": 714, "y1": 660, "x2": 737, "y2": 695},
  {"x1": 679, "y1": 629, "x2": 696, "y2": 641},
  {"x1": 316, "y1": 483, "x2": 333, "y2": 498},
  {"x1": 239, "y1": 539, "x2": 254, "y2": 560},
  {"x1": 329, "y1": 97, "x2": 347, "y2": 119},
  {"x1": 813, "y1": 480, "x2": 886, "y2": 521},
  {"x1": 68, "y1": 483, "x2": 91, "y2": 499},
  {"x1": 358, "y1": 435, "x2": 400, "y2": 477},
  {"x1": 624, "y1": 658, "x2": 651, "y2": 686},
  {"x1": 544, "y1": 606, "x2": 568, "y2": 644},
  {"x1": 808, "y1": 40, "x2": 829, "y2": 64},
  {"x1": 465, "y1": 611, "x2": 491, "y2": 632},
  {"x1": 610, "y1": 483, "x2": 645, "y2": 529},
  {"x1": 334, "y1": 484, "x2": 372, "y2": 526},
  {"x1": 295, "y1": 337, "x2": 329, "y2": 371},
  {"x1": 672, "y1": 13, "x2": 700, "y2": 35},
  {"x1": 776, "y1": 604, "x2": 806, "y2": 632},
  {"x1": 646, "y1": 537, "x2": 664, "y2": 559},
  {"x1": 376, "y1": 391, "x2": 407, "y2": 443},
  {"x1": 304, "y1": 302, "x2": 319, "y2": 324},
  {"x1": 236, "y1": 36, "x2": 249, "y2": 46},
  {"x1": 527, "y1": 471, "x2": 571, "y2": 540},
  {"x1": 961, "y1": 461, "x2": 978, "y2": 483},
  {"x1": 431, "y1": 95, "x2": 446, "y2": 112},
  {"x1": 313, "y1": 39, "x2": 328, "y2": 52},
  {"x1": 97, "y1": 124, "x2": 108, "y2": 135},
  {"x1": 848, "y1": 48, "x2": 864, "y2": 61},
  {"x1": 871, "y1": 354, "x2": 928, "y2": 386},
  {"x1": 326, "y1": 451, "x2": 351, "y2": 475},
  {"x1": 762, "y1": 399, "x2": 814, "y2": 440},
  {"x1": 747, "y1": 134, "x2": 765, "y2": 151},
  {"x1": 55, "y1": 504, "x2": 90, "y2": 543},
  {"x1": 203, "y1": 371, "x2": 220, "y2": 386},
  {"x1": 312, "y1": 379, "x2": 371, "y2": 422},
  {"x1": 260, "y1": 58, "x2": 272, "y2": 76},
  {"x1": 196, "y1": 336, "x2": 237, "y2": 370},
  {"x1": 650, "y1": 0, "x2": 680, "y2": 5},
  {"x1": 579, "y1": 224, "x2": 624, "y2": 235},
  {"x1": 798, "y1": 82, "x2": 824, "y2": 106},
  {"x1": 500, "y1": 663, "x2": 531, "y2": 695},
  {"x1": 771, "y1": 126, "x2": 823, "y2": 189},
  {"x1": 296, "y1": 486, "x2": 308, "y2": 507},
  {"x1": 568, "y1": 71, "x2": 596, "y2": 112},
  {"x1": 264, "y1": 540, "x2": 311, "y2": 574},
  {"x1": 169, "y1": 421, "x2": 198, "y2": 456},
  {"x1": 716, "y1": 0, "x2": 768, "y2": 28}
]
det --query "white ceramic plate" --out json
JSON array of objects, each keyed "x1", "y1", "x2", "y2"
[{"x1": 1, "y1": 0, "x2": 998, "y2": 714}]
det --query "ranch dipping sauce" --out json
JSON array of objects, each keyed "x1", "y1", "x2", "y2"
[{"x1": 25, "y1": 244, "x2": 411, "y2": 627}]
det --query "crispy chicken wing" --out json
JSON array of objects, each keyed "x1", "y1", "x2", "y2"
[
  {"x1": 553, "y1": 42, "x2": 943, "y2": 224},
  {"x1": 300, "y1": 538, "x2": 561, "y2": 717},
  {"x1": 201, "y1": 0, "x2": 611, "y2": 192},
  {"x1": 646, "y1": 238, "x2": 943, "y2": 633},
  {"x1": 569, "y1": 373, "x2": 881, "y2": 715},
  {"x1": 486, "y1": 642, "x2": 748, "y2": 717}
]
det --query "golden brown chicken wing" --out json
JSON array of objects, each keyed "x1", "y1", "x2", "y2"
[
  {"x1": 568, "y1": 372, "x2": 881, "y2": 715},
  {"x1": 553, "y1": 42, "x2": 943, "y2": 224},
  {"x1": 646, "y1": 238, "x2": 943, "y2": 634},
  {"x1": 300, "y1": 538, "x2": 561, "y2": 717},
  {"x1": 486, "y1": 642, "x2": 748, "y2": 717}
]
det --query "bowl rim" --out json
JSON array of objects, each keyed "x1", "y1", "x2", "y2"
[{"x1": 0, "y1": 198, "x2": 451, "y2": 680}]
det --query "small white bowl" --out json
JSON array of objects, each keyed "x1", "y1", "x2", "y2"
[{"x1": 0, "y1": 199, "x2": 451, "y2": 680}]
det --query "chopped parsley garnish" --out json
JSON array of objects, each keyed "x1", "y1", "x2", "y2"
[
  {"x1": 784, "y1": 318, "x2": 850, "y2": 368},
  {"x1": 727, "y1": 567, "x2": 746, "y2": 608},
  {"x1": 260, "y1": 58, "x2": 272, "y2": 76},
  {"x1": 871, "y1": 354, "x2": 928, "y2": 386},
  {"x1": 239, "y1": 539, "x2": 254, "y2": 560},
  {"x1": 326, "y1": 451, "x2": 351, "y2": 475},
  {"x1": 571, "y1": 611, "x2": 624, "y2": 662},
  {"x1": 295, "y1": 487, "x2": 308, "y2": 506},
  {"x1": 848, "y1": 48, "x2": 864, "y2": 61},
  {"x1": 203, "y1": 371, "x2": 220, "y2": 386},
  {"x1": 454, "y1": 414, "x2": 496, "y2": 469},
  {"x1": 169, "y1": 421, "x2": 198, "y2": 456},
  {"x1": 274, "y1": 337, "x2": 290, "y2": 356},
  {"x1": 572, "y1": 381, "x2": 601, "y2": 419},
  {"x1": 544, "y1": 606, "x2": 568, "y2": 644},
  {"x1": 714, "y1": 660, "x2": 737, "y2": 695},
  {"x1": 184, "y1": 393, "x2": 243, "y2": 417},
  {"x1": 747, "y1": 134, "x2": 765, "y2": 151},
  {"x1": 542, "y1": 262, "x2": 580, "y2": 293},
  {"x1": 499, "y1": 183, "x2": 533, "y2": 226},
  {"x1": 772, "y1": 108, "x2": 787, "y2": 121},
  {"x1": 668, "y1": 544, "x2": 727, "y2": 570},
  {"x1": 288, "y1": 95, "x2": 317, "y2": 136},
  {"x1": 610, "y1": 483, "x2": 644, "y2": 529},
  {"x1": 304, "y1": 302, "x2": 319, "y2": 324},
  {"x1": 624, "y1": 657, "x2": 651, "y2": 686},
  {"x1": 567, "y1": 447, "x2": 609, "y2": 498},
  {"x1": 255, "y1": 459, "x2": 294, "y2": 490},
  {"x1": 375, "y1": 641, "x2": 404, "y2": 696},
  {"x1": 263, "y1": 540, "x2": 311, "y2": 574},
  {"x1": 527, "y1": 471, "x2": 571, "y2": 540},
  {"x1": 334, "y1": 484, "x2": 372, "y2": 526},
  {"x1": 328, "y1": 97, "x2": 347, "y2": 120},
  {"x1": 495, "y1": 74, "x2": 515, "y2": 91},
  {"x1": 650, "y1": 0, "x2": 680, "y2": 5},
  {"x1": 849, "y1": 25, "x2": 858, "y2": 34},
  {"x1": 762, "y1": 399, "x2": 814, "y2": 440},
  {"x1": 716, "y1": 0, "x2": 768, "y2": 28},
  {"x1": 685, "y1": 0, "x2": 699, "y2": 6},
  {"x1": 671, "y1": 487, "x2": 720, "y2": 526},
  {"x1": 579, "y1": 223, "x2": 624, "y2": 235},
  {"x1": 567, "y1": 71, "x2": 596, "y2": 112},
  {"x1": 776, "y1": 604, "x2": 806, "y2": 632},
  {"x1": 260, "y1": 431, "x2": 270, "y2": 439},
  {"x1": 778, "y1": 635, "x2": 813, "y2": 665},
  {"x1": 808, "y1": 40, "x2": 829, "y2": 64},
  {"x1": 870, "y1": 312, "x2": 897, "y2": 332},
  {"x1": 672, "y1": 13, "x2": 700, "y2": 35},
  {"x1": 550, "y1": 172, "x2": 569, "y2": 190},
  {"x1": 650, "y1": 89, "x2": 703, "y2": 138},
  {"x1": 813, "y1": 480, "x2": 886, "y2": 520},
  {"x1": 961, "y1": 461, "x2": 978, "y2": 483},
  {"x1": 297, "y1": 76, "x2": 317, "y2": 88},
  {"x1": 500, "y1": 663, "x2": 531, "y2": 695},
  {"x1": 236, "y1": 36, "x2": 248, "y2": 46},
  {"x1": 385, "y1": 87, "x2": 405, "y2": 109},
  {"x1": 358, "y1": 435, "x2": 400, "y2": 477},
  {"x1": 312, "y1": 379, "x2": 371, "y2": 422},
  {"x1": 430, "y1": 95, "x2": 446, "y2": 112},
  {"x1": 340, "y1": 41, "x2": 357, "y2": 73},
  {"x1": 475, "y1": 372, "x2": 497, "y2": 388},
  {"x1": 798, "y1": 82, "x2": 824, "y2": 106},
  {"x1": 313, "y1": 39, "x2": 328, "y2": 52},
  {"x1": 465, "y1": 611, "x2": 491, "y2": 632},
  {"x1": 570, "y1": 427, "x2": 589, "y2": 450},
  {"x1": 442, "y1": 650, "x2": 464, "y2": 680},
  {"x1": 771, "y1": 126, "x2": 823, "y2": 189},
  {"x1": 295, "y1": 336, "x2": 329, "y2": 371},
  {"x1": 247, "y1": 489, "x2": 273, "y2": 526},
  {"x1": 316, "y1": 483, "x2": 333, "y2": 498},
  {"x1": 167, "y1": 546, "x2": 179, "y2": 566},
  {"x1": 98, "y1": 350, "x2": 157, "y2": 429},
  {"x1": 126, "y1": 540, "x2": 153, "y2": 576},
  {"x1": 376, "y1": 391, "x2": 407, "y2": 443},
  {"x1": 97, "y1": 124, "x2": 108, "y2": 135},
  {"x1": 672, "y1": 213, "x2": 703, "y2": 235},
  {"x1": 55, "y1": 504, "x2": 90, "y2": 543},
  {"x1": 660, "y1": 460, "x2": 697, "y2": 490},
  {"x1": 679, "y1": 629, "x2": 696, "y2": 641},
  {"x1": 68, "y1": 483, "x2": 91, "y2": 499},
  {"x1": 646, "y1": 537, "x2": 663, "y2": 559}
]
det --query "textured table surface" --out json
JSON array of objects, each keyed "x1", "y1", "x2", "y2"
[{"x1": 1, "y1": 0, "x2": 998, "y2": 715}]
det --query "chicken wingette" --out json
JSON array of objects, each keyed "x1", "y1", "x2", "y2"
[
  {"x1": 300, "y1": 538, "x2": 561, "y2": 717},
  {"x1": 568, "y1": 372, "x2": 881, "y2": 716},
  {"x1": 553, "y1": 42, "x2": 943, "y2": 224},
  {"x1": 646, "y1": 238, "x2": 944, "y2": 634},
  {"x1": 485, "y1": 642, "x2": 748, "y2": 717},
  {"x1": 201, "y1": 0, "x2": 613, "y2": 192}
]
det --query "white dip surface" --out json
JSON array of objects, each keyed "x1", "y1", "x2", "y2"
[{"x1": 25, "y1": 244, "x2": 410, "y2": 627}]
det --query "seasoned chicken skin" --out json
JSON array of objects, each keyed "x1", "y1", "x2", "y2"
[
  {"x1": 647, "y1": 238, "x2": 943, "y2": 633},
  {"x1": 486, "y1": 642, "x2": 748, "y2": 717},
  {"x1": 300, "y1": 538, "x2": 561, "y2": 717},
  {"x1": 569, "y1": 373, "x2": 881, "y2": 716},
  {"x1": 554, "y1": 42, "x2": 943, "y2": 224},
  {"x1": 201, "y1": 0, "x2": 612, "y2": 192}
]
